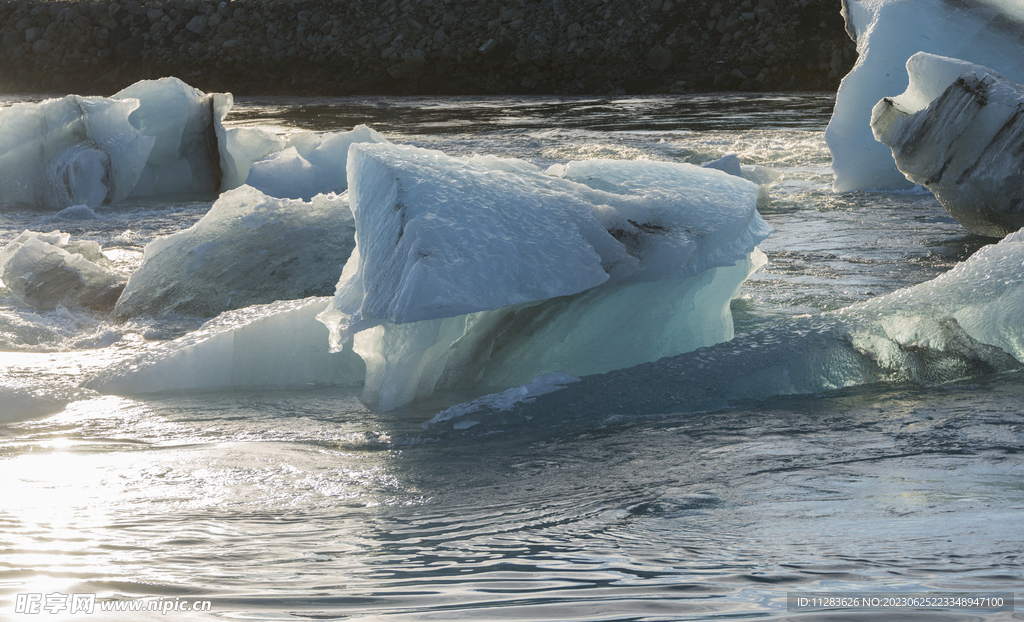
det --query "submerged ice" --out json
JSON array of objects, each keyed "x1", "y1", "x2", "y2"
[
  {"x1": 872, "y1": 53, "x2": 1024, "y2": 237},
  {"x1": 827, "y1": 0, "x2": 1024, "y2": 191},
  {"x1": 426, "y1": 229, "x2": 1024, "y2": 434},
  {"x1": 319, "y1": 143, "x2": 771, "y2": 410}
]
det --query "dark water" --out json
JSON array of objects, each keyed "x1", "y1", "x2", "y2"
[{"x1": 1, "y1": 93, "x2": 1021, "y2": 621}]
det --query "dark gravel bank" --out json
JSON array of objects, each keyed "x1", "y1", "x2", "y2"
[{"x1": 0, "y1": 0, "x2": 855, "y2": 96}]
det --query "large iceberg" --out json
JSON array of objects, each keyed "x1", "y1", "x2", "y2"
[
  {"x1": 872, "y1": 53, "x2": 1024, "y2": 236},
  {"x1": 113, "y1": 186, "x2": 355, "y2": 319},
  {"x1": 319, "y1": 143, "x2": 771, "y2": 410},
  {"x1": 246, "y1": 126, "x2": 389, "y2": 200},
  {"x1": 426, "y1": 229, "x2": 1024, "y2": 435},
  {"x1": 827, "y1": 0, "x2": 1024, "y2": 191},
  {"x1": 1, "y1": 230, "x2": 124, "y2": 311},
  {"x1": 87, "y1": 297, "x2": 364, "y2": 394},
  {"x1": 0, "y1": 95, "x2": 153, "y2": 209}
]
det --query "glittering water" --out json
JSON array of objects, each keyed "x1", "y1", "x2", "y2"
[{"x1": 1, "y1": 94, "x2": 1021, "y2": 621}]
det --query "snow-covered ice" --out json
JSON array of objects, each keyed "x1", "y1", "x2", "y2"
[
  {"x1": 113, "y1": 186, "x2": 355, "y2": 319},
  {"x1": 827, "y1": 0, "x2": 1024, "y2": 191},
  {"x1": 872, "y1": 53, "x2": 1024, "y2": 236},
  {"x1": 87, "y1": 297, "x2": 364, "y2": 394},
  {"x1": 0, "y1": 95, "x2": 154, "y2": 209},
  {"x1": 319, "y1": 143, "x2": 770, "y2": 410},
  {"x1": 0, "y1": 231, "x2": 124, "y2": 311}
]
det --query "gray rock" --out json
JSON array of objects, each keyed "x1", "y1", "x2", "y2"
[
  {"x1": 30, "y1": 38, "x2": 52, "y2": 54},
  {"x1": 185, "y1": 15, "x2": 207, "y2": 34}
]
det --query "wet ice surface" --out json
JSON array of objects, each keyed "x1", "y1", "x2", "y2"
[{"x1": 1, "y1": 94, "x2": 1021, "y2": 620}]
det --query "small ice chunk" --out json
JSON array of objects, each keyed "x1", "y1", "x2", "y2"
[
  {"x1": 246, "y1": 125, "x2": 390, "y2": 200},
  {"x1": 424, "y1": 371, "x2": 580, "y2": 430},
  {"x1": 53, "y1": 204, "x2": 103, "y2": 221},
  {"x1": 113, "y1": 186, "x2": 355, "y2": 319},
  {"x1": 701, "y1": 154, "x2": 743, "y2": 177},
  {"x1": 219, "y1": 125, "x2": 286, "y2": 191},
  {"x1": 0, "y1": 233, "x2": 124, "y2": 311}
]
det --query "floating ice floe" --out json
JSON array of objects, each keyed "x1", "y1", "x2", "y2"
[
  {"x1": 0, "y1": 76, "x2": 386, "y2": 209},
  {"x1": 0, "y1": 95, "x2": 153, "y2": 209},
  {"x1": 827, "y1": 0, "x2": 1024, "y2": 191},
  {"x1": 246, "y1": 125, "x2": 389, "y2": 200},
  {"x1": 318, "y1": 143, "x2": 771, "y2": 410},
  {"x1": 113, "y1": 186, "x2": 355, "y2": 319},
  {"x1": 87, "y1": 297, "x2": 365, "y2": 394},
  {"x1": 0, "y1": 230, "x2": 124, "y2": 312},
  {"x1": 425, "y1": 228, "x2": 1024, "y2": 434},
  {"x1": 872, "y1": 53, "x2": 1024, "y2": 237}
]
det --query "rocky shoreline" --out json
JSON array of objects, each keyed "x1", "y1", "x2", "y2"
[{"x1": 0, "y1": 0, "x2": 855, "y2": 96}]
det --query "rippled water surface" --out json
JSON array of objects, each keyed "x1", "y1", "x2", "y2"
[{"x1": 1, "y1": 94, "x2": 1021, "y2": 620}]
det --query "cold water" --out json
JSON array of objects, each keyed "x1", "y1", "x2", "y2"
[{"x1": 1, "y1": 94, "x2": 1021, "y2": 620}]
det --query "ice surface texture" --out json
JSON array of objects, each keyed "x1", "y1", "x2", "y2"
[
  {"x1": 113, "y1": 78, "x2": 229, "y2": 197},
  {"x1": 88, "y1": 297, "x2": 364, "y2": 394},
  {"x1": 114, "y1": 186, "x2": 355, "y2": 319},
  {"x1": 0, "y1": 77, "x2": 379, "y2": 209},
  {"x1": 872, "y1": 53, "x2": 1024, "y2": 236},
  {"x1": 827, "y1": 0, "x2": 1024, "y2": 191},
  {"x1": 246, "y1": 125, "x2": 389, "y2": 200},
  {"x1": 0, "y1": 95, "x2": 154, "y2": 209},
  {"x1": 319, "y1": 144, "x2": 771, "y2": 410},
  {"x1": 0, "y1": 231, "x2": 124, "y2": 311},
  {"x1": 426, "y1": 229, "x2": 1024, "y2": 434}
]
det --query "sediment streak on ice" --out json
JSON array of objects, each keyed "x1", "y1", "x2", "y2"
[
  {"x1": 871, "y1": 53, "x2": 1024, "y2": 236},
  {"x1": 827, "y1": 0, "x2": 1024, "y2": 192}
]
